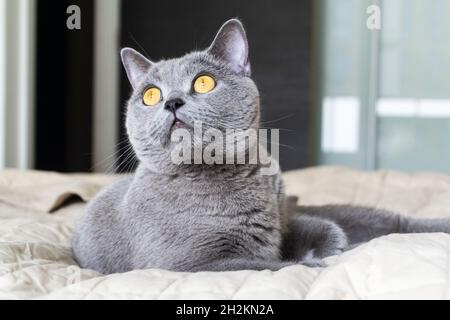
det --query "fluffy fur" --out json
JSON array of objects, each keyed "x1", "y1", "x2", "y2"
[{"x1": 72, "y1": 19, "x2": 450, "y2": 274}]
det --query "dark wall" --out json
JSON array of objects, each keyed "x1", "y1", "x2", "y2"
[
  {"x1": 120, "y1": 0, "x2": 313, "y2": 171},
  {"x1": 35, "y1": 0, "x2": 94, "y2": 172},
  {"x1": 33, "y1": 0, "x2": 313, "y2": 172}
]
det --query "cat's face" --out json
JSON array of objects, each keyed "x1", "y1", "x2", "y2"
[{"x1": 121, "y1": 19, "x2": 260, "y2": 173}]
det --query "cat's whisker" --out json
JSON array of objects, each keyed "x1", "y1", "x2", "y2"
[
  {"x1": 259, "y1": 114, "x2": 295, "y2": 126},
  {"x1": 121, "y1": 154, "x2": 136, "y2": 174},
  {"x1": 93, "y1": 141, "x2": 132, "y2": 167},
  {"x1": 258, "y1": 137, "x2": 299, "y2": 152},
  {"x1": 94, "y1": 141, "x2": 132, "y2": 169},
  {"x1": 129, "y1": 33, "x2": 151, "y2": 60},
  {"x1": 258, "y1": 127, "x2": 296, "y2": 133},
  {"x1": 102, "y1": 145, "x2": 134, "y2": 176},
  {"x1": 115, "y1": 148, "x2": 137, "y2": 175},
  {"x1": 90, "y1": 141, "x2": 133, "y2": 173}
]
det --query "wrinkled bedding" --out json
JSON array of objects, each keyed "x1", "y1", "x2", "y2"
[{"x1": 1, "y1": 166, "x2": 450, "y2": 299}]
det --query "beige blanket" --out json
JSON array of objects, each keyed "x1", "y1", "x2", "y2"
[
  {"x1": 1, "y1": 166, "x2": 450, "y2": 299},
  {"x1": 0, "y1": 169, "x2": 118, "y2": 212}
]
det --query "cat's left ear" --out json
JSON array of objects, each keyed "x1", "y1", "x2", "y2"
[
  {"x1": 121, "y1": 48, "x2": 153, "y2": 89},
  {"x1": 207, "y1": 19, "x2": 251, "y2": 76}
]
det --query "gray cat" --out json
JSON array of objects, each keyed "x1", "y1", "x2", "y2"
[{"x1": 72, "y1": 19, "x2": 450, "y2": 274}]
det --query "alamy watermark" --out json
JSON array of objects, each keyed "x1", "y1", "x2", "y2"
[
  {"x1": 66, "y1": 4, "x2": 381, "y2": 31},
  {"x1": 367, "y1": 4, "x2": 381, "y2": 30},
  {"x1": 169, "y1": 122, "x2": 280, "y2": 176},
  {"x1": 66, "y1": 5, "x2": 81, "y2": 30}
]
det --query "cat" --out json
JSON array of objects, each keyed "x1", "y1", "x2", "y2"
[{"x1": 72, "y1": 19, "x2": 450, "y2": 274}]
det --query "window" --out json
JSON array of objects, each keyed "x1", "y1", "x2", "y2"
[{"x1": 316, "y1": 0, "x2": 450, "y2": 174}]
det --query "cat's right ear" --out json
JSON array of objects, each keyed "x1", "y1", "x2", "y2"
[{"x1": 120, "y1": 48, "x2": 153, "y2": 89}]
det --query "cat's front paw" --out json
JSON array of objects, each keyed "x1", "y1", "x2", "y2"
[{"x1": 299, "y1": 257, "x2": 326, "y2": 268}]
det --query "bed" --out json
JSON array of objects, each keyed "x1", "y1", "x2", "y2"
[{"x1": 1, "y1": 166, "x2": 449, "y2": 299}]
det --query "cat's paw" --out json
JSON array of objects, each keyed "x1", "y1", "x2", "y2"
[
  {"x1": 313, "y1": 222, "x2": 348, "y2": 259},
  {"x1": 299, "y1": 257, "x2": 326, "y2": 268},
  {"x1": 319, "y1": 245, "x2": 345, "y2": 259}
]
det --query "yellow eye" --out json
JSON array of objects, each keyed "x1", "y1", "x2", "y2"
[
  {"x1": 193, "y1": 75, "x2": 216, "y2": 94},
  {"x1": 143, "y1": 87, "x2": 162, "y2": 106}
]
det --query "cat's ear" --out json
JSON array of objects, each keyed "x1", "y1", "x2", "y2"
[
  {"x1": 207, "y1": 19, "x2": 251, "y2": 76},
  {"x1": 120, "y1": 48, "x2": 153, "y2": 89}
]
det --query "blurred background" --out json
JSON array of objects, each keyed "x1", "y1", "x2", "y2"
[{"x1": 0, "y1": 0, "x2": 449, "y2": 174}]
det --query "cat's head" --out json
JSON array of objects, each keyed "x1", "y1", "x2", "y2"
[{"x1": 121, "y1": 19, "x2": 260, "y2": 174}]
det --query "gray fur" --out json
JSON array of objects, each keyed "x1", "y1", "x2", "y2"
[{"x1": 72, "y1": 19, "x2": 450, "y2": 274}]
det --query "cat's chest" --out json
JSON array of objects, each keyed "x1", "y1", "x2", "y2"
[
  {"x1": 124, "y1": 175, "x2": 271, "y2": 219},
  {"x1": 128, "y1": 186, "x2": 236, "y2": 218},
  {"x1": 119, "y1": 173, "x2": 281, "y2": 268}
]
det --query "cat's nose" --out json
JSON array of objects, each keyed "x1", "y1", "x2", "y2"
[{"x1": 164, "y1": 98, "x2": 185, "y2": 112}]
